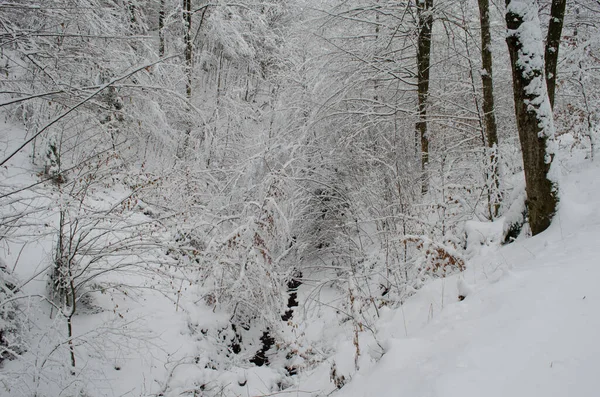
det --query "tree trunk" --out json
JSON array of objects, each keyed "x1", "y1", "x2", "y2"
[
  {"x1": 67, "y1": 278, "x2": 76, "y2": 371},
  {"x1": 183, "y1": 0, "x2": 192, "y2": 99},
  {"x1": 505, "y1": 0, "x2": 558, "y2": 235},
  {"x1": 178, "y1": 0, "x2": 193, "y2": 159},
  {"x1": 477, "y1": 0, "x2": 500, "y2": 218},
  {"x1": 544, "y1": 0, "x2": 567, "y2": 109},
  {"x1": 416, "y1": 0, "x2": 433, "y2": 194},
  {"x1": 128, "y1": 1, "x2": 137, "y2": 28},
  {"x1": 159, "y1": 0, "x2": 165, "y2": 57}
]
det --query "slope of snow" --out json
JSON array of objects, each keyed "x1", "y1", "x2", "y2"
[
  {"x1": 4, "y1": 114, "x2": 600, "y2": 397},
  {"x1": 1, "y1": 120, "x2": 290, "y2": 397},
  {"x1": 0, "y1": 121, "x2": 193, "y2": 396},
  {"x1": 315, "y1": 154, "x2": 600, "y2": 396}
]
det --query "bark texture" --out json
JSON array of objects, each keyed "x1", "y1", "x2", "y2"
[
  {"x1": 183, "y1": 0, "x2": 193, "y2": 99},
  {"x1": 416, "y1": 0, "x2": 433, "y2": 194},
  {"x1": 544, "y1": 0, "x2": 567, "y2": 109},
  {"x1": 505, "y1": 0, "x2": 558, "y2": 235},
  {"x1": 159, "y1": 0, "x2": 165, "y2": 57},
  {"x1": 477, "y1": 0, "x2": 500, "y2": 218}
]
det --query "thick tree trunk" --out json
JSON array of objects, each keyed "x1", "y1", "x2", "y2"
[
  {"x1": 505, "y1": 0, "x2": 558, "y2": 235},
  {"x1": 477, "y1": 0, "x2": 500, "y2": 218},
  {"x1": 544, "y1": 0, "x2": 567, "y2": 109},
  {"x1": 416, "y1": 0, "x2": 433, "y2": 194}
]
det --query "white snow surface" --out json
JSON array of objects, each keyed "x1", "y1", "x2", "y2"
[
  {"x1": 302, "y1": 154, "x2": 600, "y2": 396},
  {"x1": 3, "y1": 115, "x2": 600, "y2": 397}
]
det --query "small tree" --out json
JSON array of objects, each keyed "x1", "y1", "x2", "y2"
[{"x1": 48, "y1": 152, "x2": 171, "y2": 371}]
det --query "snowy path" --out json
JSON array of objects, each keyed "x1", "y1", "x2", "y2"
[{"x1": 333, "y1": 160, "x2": 600, "y2": 397}]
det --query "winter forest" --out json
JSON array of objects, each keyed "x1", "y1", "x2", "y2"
[{"x1": 1, "y1": 0, "x2": 599, "y2": 396}]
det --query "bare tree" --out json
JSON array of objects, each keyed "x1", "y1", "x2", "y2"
[
  {"x1": 184, "y1": 0, "x2": 193, "y2": 100},
  {"x1": 159, "y1": 0, "x2": 166, "y2": 56},
  {"x1": 416, "y1": 0, "x2": 434, "y2": 194},
  {"x1": 505, "y1": 0, "x2": 558, "y2": 235},
  {"x1": 544, "y1": 0, "x2": 567, "y2": 109},
  {"x1": 477, "y1": 0, "x2": 500, "y2": 218}
]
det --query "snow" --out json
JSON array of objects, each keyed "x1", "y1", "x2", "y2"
[
  {"x1": 464, "y1": 219, "x2": 504, "y2": 257},
  {"x1": 506, "y1": 0, "x2": 545, "y2": 78},
  {"x1": 2, "y1": 0, "x2": 598, "y2": 394},
  {"x1": 0, "y1": 120, "x2": 193, "y2": 396},
  {"x1": 294, "y1": 152, "x2": 600, "y2": 397},
  {"x1": 3, "y1": 114, "x2": 600, "y2": 396}
]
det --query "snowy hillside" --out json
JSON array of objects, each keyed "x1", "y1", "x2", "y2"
[
  {"x1": 2, "y1": 1, "x2": 600, "y2": 396},
  {"x1": 3, "y1": 125, "x2": 600, "y2": 396},
  {"x1": 297, "y1": 154, "x2": 600, "y2": 397}
]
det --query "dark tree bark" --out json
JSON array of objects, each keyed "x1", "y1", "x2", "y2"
[
  {"x1": 183, "y1": 0, "x2": 192, "y2": 99},
  {"x1": 505, "y1": 0, "x2": 558, "y2": 235},
  {"x1": 544, "y1": 0, "x2": 567, "y2": 109},
  {"x1": 477, "y1": 0, "x2": 500, "y2": 218},
  {"x1": 416, "y1": 0, "x2": 433, "y2": 194},
  {"x1": 128, "y1": 1, "x2": 137, "y2": 27},
  {"x1": 178, "y1": 0, "x2": 193, "y2": 158},
  {"x1": 159, "y1": 0, "x2": 165, "y2": 57}
]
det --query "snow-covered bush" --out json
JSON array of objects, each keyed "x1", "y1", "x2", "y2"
[{"x1": 0, "y1": 262, "x2": 25, "y2": 365}]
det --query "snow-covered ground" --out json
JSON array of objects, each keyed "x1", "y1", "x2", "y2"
[
  {"x1": 300, "y1": 152, "x2": 600, "y2": 397},
  {"x1": 3, "y1": 116, "x2": 600, "y2": 397},
  {"x1": 0, "y1": 121, "x2": 194, "y2": 396}
]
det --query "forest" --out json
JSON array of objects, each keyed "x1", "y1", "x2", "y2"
[{"x1": 0, "y1": 0, "x2": 599, "y2": 396}]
